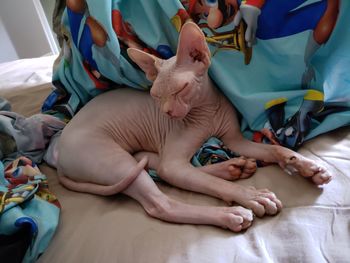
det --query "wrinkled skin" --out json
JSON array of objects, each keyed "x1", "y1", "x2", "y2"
[{"x1": 57, "y1": 22, "x2": 332, "y2": 232}]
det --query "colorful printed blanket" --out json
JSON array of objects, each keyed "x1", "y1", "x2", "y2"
[
  {"x1": 0, "y1": 157, "x2": 60, "y2": 263},
  {"x1": 0, "y1": 99, "x2": 63, "y2": 262},
  {"x1": 45, "y1": 0, "x2": 350, "y2": 150}
]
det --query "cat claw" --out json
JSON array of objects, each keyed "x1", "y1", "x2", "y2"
[{"x1": 282, "y1": 154, "x2": 332, "y2": 185}]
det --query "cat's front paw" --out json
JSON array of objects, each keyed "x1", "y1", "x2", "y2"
[
  {"x1": 236, "y1": 186, "x2": 283, "y2": 217},
  {"x1": 221, "y1": 206, "x2": 254, "y2": 232},
  {"x1": 283, "y1": 155, "x2": 332, "y2": 185},
  {"x1": 208, "y1": 157, "x2": 257, "y2": 181}
]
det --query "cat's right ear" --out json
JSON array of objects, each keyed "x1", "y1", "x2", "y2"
[
  {"x1": 127, "y1": 48, "x2": 160, "y2": 82},
  {"x1": 176, "y1": 22, "x2": 210, "y2": 72}
]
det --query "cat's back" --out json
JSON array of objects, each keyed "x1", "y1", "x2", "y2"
[
  {"x1": 90, "y1": 87, "x2": 151, "y2": 109},
  {"x1": 62, "y1": 87, "x2": 162, "y2": 153},
  {"x1": 73, "y1": 87, "x2": 154, "y2": 123}
]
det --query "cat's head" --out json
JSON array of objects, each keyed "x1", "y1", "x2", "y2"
[{"x1": 127, "y1": 22, "x2": 211, "y2": 119}]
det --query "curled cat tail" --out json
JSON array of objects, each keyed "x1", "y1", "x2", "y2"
[{"x1": 57, "y1": 157, "x2": 148, "y2": 196}]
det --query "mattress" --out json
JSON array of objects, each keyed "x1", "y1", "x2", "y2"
[{"x1": 1, "y1": 56, "x2": 349, "y2": 262}]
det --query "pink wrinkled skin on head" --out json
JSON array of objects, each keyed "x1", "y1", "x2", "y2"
[{"x1": 127, "y1": 22, "x2": 210, "y2": 119}]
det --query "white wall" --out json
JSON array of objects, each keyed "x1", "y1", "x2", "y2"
[
  {"x1": 0, "y1": 0, "x2": 56, "y2": 63},
  {"x1": 40, "y1": 0, "x2": 55, "y2": 31},
  {"x1": 0, "y1": 15, "x2": 18, "y2": 63},
  {"x1": 39, "y1": 0, "x2": 59, "y2": 49}
]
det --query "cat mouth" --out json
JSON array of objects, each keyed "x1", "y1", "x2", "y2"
[
  {"x1": 167, "y1": 114, "x2": 184, "y2": 120},
  {"x1": 165, "y1": 112, "x2": 186, "y2": 120}
]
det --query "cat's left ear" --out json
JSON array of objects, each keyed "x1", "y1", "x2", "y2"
[
  {"x1": 127, "y1": 48, "x2": 160, "y2": 82},
  {"x1": 176, "y1": 22, "x2": 211, "y2": 72}
]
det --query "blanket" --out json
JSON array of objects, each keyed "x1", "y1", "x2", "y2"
[
  {"x1": 45, "y1": 0, "x2": 350, "y2": 149},
  {"x1": 0, "y1": 157, "x2": 60, "y2": 263},
  {"x1": 0, "y1": 99, "x2": 64, "y2": 263}
]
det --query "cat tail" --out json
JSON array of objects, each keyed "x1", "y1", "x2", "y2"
[{"x1": 57, "y1": 156, "x2": 148, "y2": 196}]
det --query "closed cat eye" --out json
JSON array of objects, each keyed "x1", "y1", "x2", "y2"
[{"x1": 176, "y1": 83, "x2": 190, "y2": 96}]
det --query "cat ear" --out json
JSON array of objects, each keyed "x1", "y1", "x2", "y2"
[
  {"x1": 176, "y1": 22, "x2": 211, "y2": 71},
  {"x1": 127, "y1": 48, "x2": 160, "y2": 81}
]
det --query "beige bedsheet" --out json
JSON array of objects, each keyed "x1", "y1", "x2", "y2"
[{"x1": 1, "y1": 57, "x2": 349, "y2": 263}]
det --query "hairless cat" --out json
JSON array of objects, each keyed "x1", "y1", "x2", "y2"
[{"x1": 57, "y1": 22, "x2": 332, "y2": 232}]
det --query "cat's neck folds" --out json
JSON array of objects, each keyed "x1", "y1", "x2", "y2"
[{"x1": 194, "y1": 73, "x2": 222, "y2": 111}]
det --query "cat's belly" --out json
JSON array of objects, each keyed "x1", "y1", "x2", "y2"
[{"x1": 61, "y1": 88, "x2": 167, "y2": 154}]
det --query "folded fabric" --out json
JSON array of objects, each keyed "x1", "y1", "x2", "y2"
[
  {"x1": 44, "y1": 0, "x2": 350, "y2": 150},
  {"x1": 0, "y1": 109, "x2": 65, "y2": 166},
  {"x1": 149, "y1": 137, "x2": 242, "y2": 181},
  {"x1": 0, "y1": 99, "x2": 63, "y2": 262},
  {"x1": 0, "y1": 98, "x2": 11, "y2": 112},
  {"x1": 191, "y1": 137, "x2": 241, "y2": 166},
  {"x1": 0, "y1": 157, "x2": 60, "y2": 263}
]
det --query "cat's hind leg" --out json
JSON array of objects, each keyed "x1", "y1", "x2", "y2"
[
  {"x1": 122, "y1": 169, "x2": 254, "y2": 232},
  {"x1": 57, "y1": 129, "x2": 150, "y2": 195},
  {"x1": 58, "y1": 134, "x2": 253, "y2": 231},
  {"x1": 59, "y1": 141, "x2": 253, "y2": 232}
]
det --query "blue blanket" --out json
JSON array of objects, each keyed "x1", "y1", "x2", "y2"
[
  {"x1": 0, "y1": 99, "x2": 63, "y2": 262},
  {"x1": 44, "y1": 0, "x2": 350, "y2": 149},
  {"x1": 0, "y1": 157, "x2": 60, "y2": 263}
]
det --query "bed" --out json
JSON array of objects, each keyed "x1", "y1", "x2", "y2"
[{"x1": 0, "y1": 55, "x2": 349, "y2": 262}]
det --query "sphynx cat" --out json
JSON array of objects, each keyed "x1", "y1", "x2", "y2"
[{"x1": 57, "y1": 22, "x2": 332, "y2": 232}]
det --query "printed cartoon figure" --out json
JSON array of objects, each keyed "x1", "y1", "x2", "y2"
[
  {"x1": 181, "y1": 0, "x2": 238, "y2": 29},
  {"x1": 66, "y1": 0, "x2": 112, "y2": 89},
  {"x1": 112, "y1": 10, "x2": 174, "y2": 59},
  {"x1": 177, "y1": 0, "x2": 340, "y2": 149},
  {"x1": 175, "y1": 0, "x2": 252, "y2": 64},
  {"x1": 180, "y1": 0, "x2": 340, "y2": 86},
  {"x1": 0, "y1": 157, "x2": 60, "y2": 213},
  {"x1": 65, "y1": 0, "x2": 175, "y2": 90},
  {"x1": 255, "y1": 89, "x2": 326, "y2": 150},
  {"x1": 0, "y1": 185, "x2": 35, "y2": 213},
  {"x1": 44, "y1": 0, "x2": 176, "y2": 115},
  {"x1": 234, "y1": 0, "x2": 340, "y2": 89}
]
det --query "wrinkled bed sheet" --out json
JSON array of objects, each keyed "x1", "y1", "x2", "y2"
[{"x1": 1, "y1": 57, "x2": 350, "y2": 262}]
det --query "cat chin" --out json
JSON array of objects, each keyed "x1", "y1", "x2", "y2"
[
  {"x1": 163, "y1": 111, "x2": 189, "y2": 120},
  {"x1": 176, "y1": 110, "x2": 191, "y2": 120},
  {"x1": 169, "y1": 116, "x2": 185, "y2": 121}
]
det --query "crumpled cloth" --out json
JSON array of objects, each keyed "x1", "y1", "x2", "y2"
[
  {"x1": 0, "y1": 107, "x2": 65, "y2": 167},
  {"x1": 0, "y1": 157, "x2": 60, "y2": 263},
  {"x1": 0, "y1": 99, "x2": 64, "y2": 262},
  {"x1": 45, "y1": 0, "x2": 349, "y2": 150},
  {"x1": 0, "y1": 98, "x2": 11, "y2": 112},
  {"x1": 149, "y1": 137, "x2": 244, "y2": 181}
]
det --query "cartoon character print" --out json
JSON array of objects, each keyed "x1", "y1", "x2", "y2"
[
  {"x1": 180, "y1": 0, "x2": 340, "y2": 85},
  {"x1": 255, "y1": 90, "x2": 326, "y2": 150},
  {"x1": 241, "y1": 0, "x2": 340, "y2": 149},
  {"x1": 182, "y1": 0, "x2": 238, "y2": 29},
  {"x1": 243, "y1": 0, "x2": 340, "y2": 90},
  {"x1": 112, "y1": 10, "x2": 151, "y2": 52},
  {"x1": 65, "y1": 0, "x2": 175, "y2": 91},
  {"x1": 66, "y1": 0, "x2": 112, "y2": 89},
  {"x1": 112, "y1": 10, "x2": 174, "y2": 60},
  {"x1": 177, "y1": 0, "x2": 340, "y2": 149},
  {"x1": 0, "y1": 157, "x2": 60, "y2": 213},
  {"x1": 177, "y1": 0, "x2": 252, "y2": 64},
  {"x1": 0, "y1": 184, "x2": 35, "y2": 214}
]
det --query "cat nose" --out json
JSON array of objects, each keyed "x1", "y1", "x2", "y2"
[
  {"x1": 163, "y1": 102, "x2": 173, "y2": 116},
  {"x1": 165, "y1": 109, "x2": 173, "y2": 117}
]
